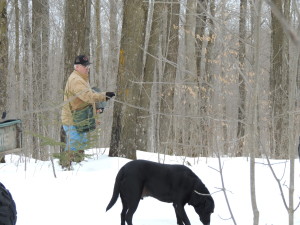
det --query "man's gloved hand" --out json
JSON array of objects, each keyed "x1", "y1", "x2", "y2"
[
  {"x1": 96, "y1": 108, "x2": 104, "y2": 114},
  {"x1": 106, "y1": 92, "x2": 115, "y2": 101}
]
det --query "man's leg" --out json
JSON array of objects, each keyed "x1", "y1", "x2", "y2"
[
  {"x1": 63, "y1": 125, "x2": 88, "y2": 150},
  {"x1": 63, "y1": 125, "x2": 88, "y2": 164}
]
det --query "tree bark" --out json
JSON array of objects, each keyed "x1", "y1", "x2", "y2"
[
  {"x1": 108, "y1": 0, "x2": 119, "y2": 89},
  {"x1": 159, "y1": 0, "x2": 179, "y2": 154},
  {"x1": 21, "y1": 0, "x2": 31, "y2": 114},
  {"x1": 31, "y1": 0, "x2": 50, "y2": 159},
  {"x1": 196, "y1": 0, "x2": 209, "y2": 156},
  {"x1": 136, "y1": 2, "x2": 164, "y2": 151},
  {"x1": 0, "y1": 0, "x2": 8, "y2": 163},
  {"x1": 283, "y1": 1, "x2": 295, "y2": 223},
  {"x1": 288, "y1": 43, "x2": 296, "y2": 225},
  {"x1": 183, "y1": 0, "x2": 197, "y2": 156},
  {"x1": 32, "y1": 0, "x2": 42, "y2": 159},
  {"x1": 270, "y1": 0, "x2": 289, "y2": 158},
  {"x1": 95, "y1": 0, "x2": 103, "y2": 87},
  {"x1": 21, "y1": 0, "x2": 33, "y2": 157},
  {"x1": 237, "y1": 0, "x2": 247, "y2": 156},
  {"x1": 250, "y1": 1, "x2": 262, "y2": 224},
  {"x1": 14, "y1": 0, "x2": 20, "y2": 111},
  {"x1": 110, "y1": 0, "x2": 147, "y2": 159},
  {"x1": 0, "y1": 0, "x2": 8, "y2": 114},
  {"x1": 84, "y1": 0, "x2": 91, "y2": 56},
  {"x1": 203, "y1": 0, "x2": 216, "y2": 156}
]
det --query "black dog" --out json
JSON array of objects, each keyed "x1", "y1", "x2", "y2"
[{"x1": 106, "y1": 160, "x2": 214, "y2": 225}]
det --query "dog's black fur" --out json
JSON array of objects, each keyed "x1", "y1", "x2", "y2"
[{"x1": 106, "y1": 160, "x2": 214, "y2": 225}]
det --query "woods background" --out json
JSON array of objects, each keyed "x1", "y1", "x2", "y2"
[{"x1": 0, "y1": 0, "x2": 299, "y2": 161}]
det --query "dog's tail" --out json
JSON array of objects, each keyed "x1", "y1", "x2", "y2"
[{"x1": 106, "y1": 168, "x2": 123, "y2": 211}]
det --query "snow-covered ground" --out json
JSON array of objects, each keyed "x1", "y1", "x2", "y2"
[{"x1": 0, "y1": 149, "x2": 299, "y2": 225}]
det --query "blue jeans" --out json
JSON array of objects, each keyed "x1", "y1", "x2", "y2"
[{"x1": 63, "y1": 125, "x2": 88, "y2": 151}]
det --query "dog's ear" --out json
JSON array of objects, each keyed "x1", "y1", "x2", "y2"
[
  {"x1": 188, "y1": 181, "x2": 211, "y2": 207},
  {"x1": 189, "y1": 190, "x2": 214, "y2": 212},
  {"x1": 205, "y1": 195, "x2": 215, "y2": 212}
]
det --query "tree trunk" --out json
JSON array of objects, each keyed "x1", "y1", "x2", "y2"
[
  {"x1": 0, "y1": 0, "x2": 8, "y2": 163},
  {"x1": 85, "y1": 0, "x2": 91, "y2": 56},
  {"x1": 0, "y1": 0, "x2": 8, "y2": 114},
  {"x1": 110, "y1": 0, "x2": 147, "y2": 159},
  {"x1": 21, "y1": 0, "x2": 31, "y2": 114},
  {"x1": 250, "y1": 1, "x2": 262, "y2": 224},
  {"x1": 136, "y1": 2, "x2": 164, "y2": 151},
  {"x1": 270, "y1": 0, "x2": 289, "y2": 158},
  {"x1": 183, "y1": 0, "x2": 197, "y2": 156},
  {"x1": 41, "y1": 0, "x2": 50, "y2": 159},
  {"x1": 288, "y1": 43, "x2": 296, "y2": 225},
  {"x1": 203, "y1": 0, "x2": 216, "y2": 156},
  {"x1": 237, "y1": 0, "x2": 247, "y2": 156},
  {"x1": 159, "y1": 0, "x2": 179, "y2": 154},
  {"x1": 32, "y1": 0, "x2": 42, "y2": 159},
  {"x1": 219, "y1": 0, "x2": 228, "y2": 156},
  {"x1": 31, "y1": 0, "x2": 50, "y2": 159},
  {"x1": 108, "y1": 0, "x2": 119, "y2": 89},
  {"x1": 21, "y1": 0, "x2": 33, "y2": 157},
  {"x1": 95, "y1": 0, "x2": 103, "y2": 87},
  {"x1": 283, "y1": 1, "x2": 295, "y2": 223},
  {"x1": 14, "y1": 0, "x2": 20, "y2": 112},
  {"x1": 196, "y1": 0, "x2": 209, "y2": 156}
]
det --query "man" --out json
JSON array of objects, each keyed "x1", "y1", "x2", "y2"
[{"x1": 61, "y1": 55, "x2": 115, "y2": 168}]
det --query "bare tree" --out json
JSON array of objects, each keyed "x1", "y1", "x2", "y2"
[
  {"x1": 0, "y1": 0, "x2": 8, "y2": 115},
  {"x1": 14, "y1": 0, "x2": 20, "y2": 110},
  {"x1": 85, "y1": 0, "x2": 91, "y2": 55},
  {"x1": 21, "y1": 0, "x2": 31, "y2": 114},
  {"x1": 237, "y1": 0, "x2": 247, "y2": 156},
  {"x1": 136, "y1": 2, "x2": 165, "y2": 151},
  {"x1": 32, "y1": 0, "x2": 50, "y2": 159},
  {"x1": 182, "y1": 0, "x2": 197, "y2": 156},
  {"x1": 110, "y1": 0, "x2": 148, "y2": 159},
  {"x1": 95, "y1": 0, "x2": 103, "y2": 87},
  {"x1": 269, "y1": 0, "x2": 289, "y2": 158},
  {"x1": 287, "y1": 38, "x2": 297, "y2": 225},
  {"x1": 107, "y1": 0, "x2": 120, "y2": 89},
  {"x1": 0, "y1": 0, "x2": 8, "y2": 163},
  {"x1": 159, "y1": 0, "x2": 180, "y2": 154},
  {"x1": 266, "y1": 1, "x2": 299, "y2": 223},
  {"x1": 196, "y1": 0, "x2": 209, "y2": 157},
  {"x1": 203, "y1": 0, "x2": 216, "y2": 156},
  {"x1": 249, "y1": 0, "x2": 261, "y2": 223},
  {"x1": 20, "y1": 0, "x2": 33, "y2": 157}
]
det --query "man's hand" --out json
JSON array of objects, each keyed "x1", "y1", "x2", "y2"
[
  {"x1": 96, "y1": 108, "x2": 104, "y2": 114},
  {"x1": 106, "y1": 92, "x2": 115, "y2": 101}
]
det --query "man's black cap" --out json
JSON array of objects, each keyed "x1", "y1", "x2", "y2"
[{"x1": 74, "y1": 55, "x2": 92, "y2": 66}]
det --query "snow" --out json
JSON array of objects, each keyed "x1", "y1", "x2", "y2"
[{"x1": 0, "y1": 149, "x2": 299, "y2": 225}]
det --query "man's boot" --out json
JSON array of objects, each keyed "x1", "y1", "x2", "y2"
[
  {"x1": 73, "y1": 150, "x2": 85, "y2": 163},
  {"x1": 59, "y1": 151, "x2": 73, "y2": 170}
]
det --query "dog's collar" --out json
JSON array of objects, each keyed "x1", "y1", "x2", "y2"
[{"x1": 194, "y1": 190, "x2": 211, "y2": 196}]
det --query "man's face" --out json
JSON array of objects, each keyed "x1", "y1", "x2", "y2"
[{"x1": 76, "y1": 64, "x2": 90, "y2": 74}]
